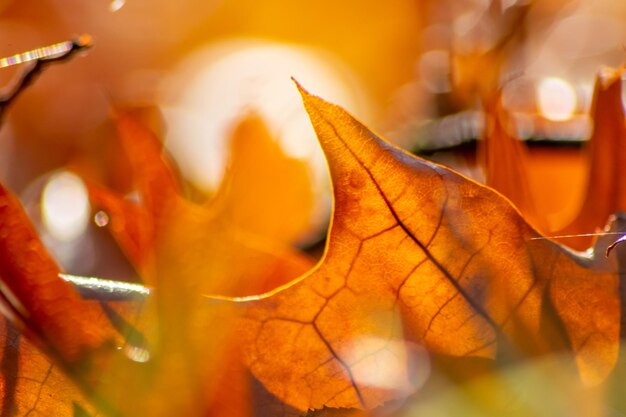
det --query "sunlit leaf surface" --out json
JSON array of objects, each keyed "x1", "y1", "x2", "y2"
[{"x1": 239, "y1": 84, "x2": 620, "y2": 413}]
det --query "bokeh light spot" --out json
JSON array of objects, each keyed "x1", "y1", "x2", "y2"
[
  {"x1": 109, "y1": 0, "x2": 126, "y2": 12},
  {"x1": 345, "y1": 336, "x2": 430, "y2": 395},
  {"x1": 124, "y1": 344, "x2": 151, "y2": 363},
  {"x1": 41, "y1": 172, "x2": 90, "y2": 242},
  {"x1": 537, "y1": 77, "x2": 577, "y2": 121},
  {"x1": 94, "y1": 210, "x2": 110, "y2": 227}
]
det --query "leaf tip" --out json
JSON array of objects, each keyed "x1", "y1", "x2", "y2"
[
  {"x1": 291, "y1": 78, "x2": 331, "y2": 125},
  {"x1": 292, "y1": 78, "x2": 328, "y2": 110},
  {"x1": 290, "y1": 76, "x2": 303, "y2": 88},
  {"x1": 606, "y1": 235, "x2": 626, "y2": 257},
  {"x1": 291, "y1": 76, "x2": 312, "y2": 98}
]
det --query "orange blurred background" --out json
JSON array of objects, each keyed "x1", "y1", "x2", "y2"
[{"x1": 0, "y1": 0, "x2": 420, "y2": 189}]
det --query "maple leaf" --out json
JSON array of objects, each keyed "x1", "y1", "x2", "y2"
[
  {"x1": 0, "y1": 318, "x2": 96, "y2": 416},
  {"x1": 77, "y1": 109, "x2": 321, "y2": 416},
  {"x1": 0, "y1": 182, "x2": 117, "y2": 364},
  {"x1": 480, "y1": 67, "x2": 626, "y2": 250},
  {"x1": 213, "y1": 114, "x2": 316, "y2": 244},
  {"x1": 237, "y1": 82, "x2": 620, "y2": 413},
  {"x1": 557, "y1": 67, "x2": 626, "y2": 249},
  {"x1": 0, "y1": 179, "x2": 144, "y2": 416},
  {"x1": 88, "y1": 110, "x2": 314, "y2": 297},
  {"x1": 479, "y1": 94, "x2": 547, "y2": 232}
]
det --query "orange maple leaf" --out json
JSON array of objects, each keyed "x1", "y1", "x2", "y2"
[
  {"x1": 0, "y1": 181, "x2": 141, "y2": 416},
  {"x1": 0, "y1": 318, "x2": 96, "y2": 416},
  {"x1": 79, "y1": 110, "x2": 319, "y2": 416},
  {"x1": 237, "y1": 83, "x2": 621, "y2": 413},
  {"x1": 0, "y1": 182, "x2": 117, "y2": 366},
  {"x1": 479, "y1": 93, "x2": 548, "y2": 232},
  {"x1": 87, "y1": 111, "x2": 315, "y2": 297},
  {"x1": 481, "y1": 67, "x2": 626, "y2": 251},
  {"x1": 557, "y1": 67, "x2": 626, "y2": 249}
]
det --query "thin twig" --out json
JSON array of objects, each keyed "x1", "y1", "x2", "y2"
[
  {"x1": 59, "y1": 274, "x2": 150, "y2": 302},
  {"x1": 0, "y1": 34, "x2": 93, "y2": 123}
]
